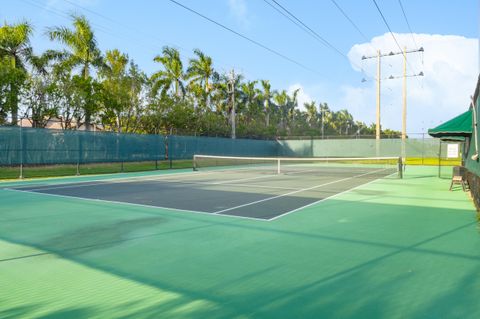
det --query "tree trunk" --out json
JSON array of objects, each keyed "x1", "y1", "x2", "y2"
[
  {"x1": 10, "y1": 83, "x2": 18, "y2": 125},
  {"x1": 85, "y1": 112, "x2": 91, "y2": 131}
]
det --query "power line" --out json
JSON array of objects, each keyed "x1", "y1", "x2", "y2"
[
  {"x1": 328, "y1": 0, "x2": 378, "y2": 76},
  {"x1": 61, "y1": 0, "x2": 259, "y2": 80},
  {"x1": 397, "y1": 0, "x2": 419, "y2": 49},
  {"x1": 329, "y1": 0, "x2": 370, "y2": 44},
  {"x1": 269, "y1": 0, "x2": 347, "y2": 61},
  {"x1": 21, "y1": 0, "x2": 258, "y2": 81},
  {"x1": 371, "y1": 0, "x2": 403, "y2": 55},
  {"x1": 262, "y1": 0, "x2": 312, "y2": 39},
  {"x1": 167, "y1": 0, "x2": 322, "y2": 76},
  {"x1": 60, "y1": 0, "x2": 187, "y2": 54},
  {"x1": 264, "y1": 0, "x2": 371, "y2": 78},
  {"x1": 371, "y1": 0, "x2": 422, "y2": 85}
]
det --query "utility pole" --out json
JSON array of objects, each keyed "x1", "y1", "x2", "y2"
[
  {"x1": 376, "y1": 50, "x2": 381, "y2": 141},
  {"x1": 402, "y1": 47, "x2": 407, "y2": 158},
  {"x1": 228, "y1": 69, "x2": 236, "y2": 139},
  {"x1": 362, "y1": 47, "x2": 424, "y2": 158},
  {"x1": 320, "y1": 103, "x2": 324, "y2": 139}
]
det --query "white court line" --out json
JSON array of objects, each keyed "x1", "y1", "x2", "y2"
[
  {"x1": 6, "y1": 166, "x2": 228, "y2": 190},
  {"x1": 267, "y1": 171, "x2": 398, "y2": 221},
  {"x1": 213, "y1": 168, "x2": 392, "y2": 214},
  {"x1": 17, "y1": 168, "x2": 287, "y2": 192},
  {"x1": 3, "y1": 188, "x2": 270, "y2": 222},
  {"x1": 10, "y1": 170, "x2": 222, "y2": 192},
  {"x1": 161, "y1": 179, "x2": 298, "y2": 191},
  {"x1": 211, "y1": 174, "x2": 278, "y2": 185}
]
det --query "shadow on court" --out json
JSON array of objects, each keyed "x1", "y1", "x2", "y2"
[{"x1": 1, "y1": 181, "x2": 480, "y2": 318}]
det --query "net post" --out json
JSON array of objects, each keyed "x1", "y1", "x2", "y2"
[
  {"x1": 277, "y1": 158, "x2": 281, "y2": 174},
  {"x1": 398, "y1": 157, "x2": 403, "y2": 179},
  {"x1": 77, "y1": 131, "x2": 82, "y2": 176},
  {"x1": 438, "y1": 141, "x2": 442, "y2": 178},
  {"x1": 166, "y1": 135, "x2": 173, "y2": 169},
  {"x1": 193, "y1": 154, "x2": 197, "y2": 171}
]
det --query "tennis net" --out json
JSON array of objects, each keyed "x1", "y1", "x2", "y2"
[{"x1": 193, "y1": 154, "x2": 403, "y2": 178}]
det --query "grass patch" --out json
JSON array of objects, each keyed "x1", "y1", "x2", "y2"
[
  {"x1": 405, "y1": 157, "x2": 461, "y2": 166},
  {"x1": 0, "y1": 160, "x2": 193, "y2": 180}
]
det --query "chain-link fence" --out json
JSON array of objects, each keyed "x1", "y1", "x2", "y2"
[{"x1": 0, "y1": 127, "x2": 462, "y2": 179}]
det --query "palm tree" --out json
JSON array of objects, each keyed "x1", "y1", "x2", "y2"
[
  {"x1": 286, "y1": 89, "x2": 299, "y2": 133},
  {"x1": 304, "y1": 101, "x2": 318, "y2": 128},
  {"x1": 274, "y1": 90, "x2": 288, "y2": 131},
  {"x1": 99, "y1": 49, "x2": 129, "y2": 132},
  {"x1": 319, "y1": 102, "x2": 331, "y2": 138},
  {"x1": 0, "y1": 21, "x2": 33, "y2": 125},
  {"x1": 240, "y1": 80, "x2": 260, "y2": 122},
  {"x1": 26, "y1": 52, "x2": 59, "y2": 128},
  {"x1": 151, "y1": 46, "x2": 185, "y2": 99},
  {"x1": 260, "y1": 80, "x2": 273, "y2": 127},
  {"x1": 336, "y1": 109, "x2": 354, "y2": 135},
  {"x1": 187, "y1": 49, "x2": 214, "y2": 108},
  {"x1": 47, "y1": 14, "x2": 104, "y2": 130}
]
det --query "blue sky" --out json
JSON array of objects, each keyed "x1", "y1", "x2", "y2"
[{"x1": 1, "y1": 0, "x2": 478, "y2": 134}]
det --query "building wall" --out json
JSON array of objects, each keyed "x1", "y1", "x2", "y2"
[{"x1": 465, "y1": 75, "x2": 480, "y2": 210}]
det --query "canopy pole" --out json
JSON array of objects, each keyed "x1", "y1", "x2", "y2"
[{"x1": 471, "y1": 96, "x2": 479, "y2": 160}]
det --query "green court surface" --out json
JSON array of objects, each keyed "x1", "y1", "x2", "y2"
[{"x1": 1, "y1": 166, "x2": 479, "y2": 318}]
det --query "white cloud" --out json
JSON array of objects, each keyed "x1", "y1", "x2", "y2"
[
  {"x1": 228, "y1": 0, "x2": 250, "y2": 28},
  {"x1": 345, "y1": 33, "x2": 478, "y2": 134}
]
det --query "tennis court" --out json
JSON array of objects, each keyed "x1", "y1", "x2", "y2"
[
  {"x1": 1, "y1": 160, "x2": 479, "y2": 318},
  {"x1": 5, "y1": 155, "x2": 400, "y2": 221}
]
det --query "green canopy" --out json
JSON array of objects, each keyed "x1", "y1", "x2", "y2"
[{"x1": 428, "y1": 109, "x2": 472, "y2": 137}]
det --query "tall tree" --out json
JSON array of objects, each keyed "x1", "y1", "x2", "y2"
[
  {"x1": 274, "y1": 90, "x2": 288, "y2": 131},
  {"x1": 240, "y1": 80, "x2": 260, "y2": 122},
  {"x1": 125, "y1": 62, "x2": 147, "y2": 133},
  {"x1": 99, "y1": 50, "x2": 146, "y2": 133},
  {"x1": 286, "y1": 89, "x2": 299, "y2": 133},
  {"x1": 319, "y1": 102, "x2": 331, "y2": 138},
  {"x1": 151, "y1": 46, "x2": 185, "y2": 98},
  {"x1": 0, "y1": 21, "x2": 33, "y2": 125},
  {"x1": 336, "y1": 109, "x2": 354, "y2": 135},
  {"x1": 304, "y1": 101, "x2": 318, "y2": 128},
  {"x1": 260, "y1": 80, "x2": 273, "y2": 127},
  {"x1": 24, "y1": 53, "x2": 59, "y2": 127},
  {"x1": 47, "y1": 14, "x2": 104, "y2": 130},
  {"x1": 99, "y1": 49, "x2": 130, "y2": 132},
  {"x1": 187, "y1": 49, "x2": 214, "y2": 108}
]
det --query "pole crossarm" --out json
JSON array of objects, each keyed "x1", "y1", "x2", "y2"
[{"x1": 361, "y1": 47, "x2": 424, "y2": 60}]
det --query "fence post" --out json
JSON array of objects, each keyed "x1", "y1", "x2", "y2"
[
  {"x1": 310, "y1": 136, "x2": 313, "y2": 157},
  {"x1": 76, "y1": 132, "x2": 81, "y2": 176},
  {"x1": 155, "y1": 134, "x2": 159, "y2": 170},
  {"x1": 169, "y1": 135, "x2": 173, "y2": 169},
  {"x1": 19, "y1": 125, "x2": 23, "y2": 179}
]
